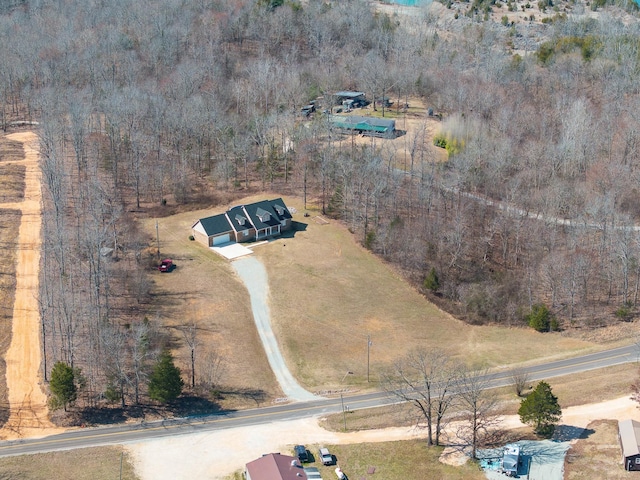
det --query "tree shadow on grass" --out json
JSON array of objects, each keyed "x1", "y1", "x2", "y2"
[
  {"x1": 215, "y1": 387, "x2": 269, "y2": 408},
  {"x1": 70, "y1": 396, "x2": 225, "y2": 427},
  {"x1": 552, "y1": 424, "x2": 594, "y2": 442},
  {"x1": 166, "y1": 395, "x2": 224, "y2": 417}
]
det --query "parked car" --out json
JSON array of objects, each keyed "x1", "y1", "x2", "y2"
[
  {"x1": 319, "y1": 447, "x2": 334, "y2": 466},
  {"x1": 158, "y1": 258, "x2": 174, "y2": 272},
  {"x1": 304, "y1": 467, "x2": 323, "y2": 480},
  {"x1": 301, "y1": 104, "x2": 316, "y2": 117},
  {"x1": 294, "y1": 444, "x2": 309, "y2": 463}
]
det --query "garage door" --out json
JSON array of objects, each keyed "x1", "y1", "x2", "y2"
[{"x1": 213, "y1": 233, "x2": 231, "y2": 246}]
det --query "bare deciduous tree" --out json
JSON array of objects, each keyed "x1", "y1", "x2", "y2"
[
  {"x1": 382, "y1": 349, "x2": 459, "y2": 446},
  {"x1": 456, "y1": 368, "x2": 500, "y2": 459}
]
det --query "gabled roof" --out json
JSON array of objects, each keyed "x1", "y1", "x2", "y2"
[
  {"x1": 194, "y1": 213, "x2": 233, "y2": 236},
  {"x1": 244, "y1": 200, "x2": 282, "y2": 230},
  {"x1": 619, "y1": 419, "x2": 640, "y2": 457},
  {"x1": 228, "y1": 205, "x2": 252, "y2": 231},
  {"x1": 195, "y1": 198, "x2": 291, "y2": 236},
  {"x1": 271, "y1": 197, "x2": 292, "y2": 220},
  {"x1": 335, "y1": 91, "x2": 365, "y2": 98},
  {"x1": 246, "y1": 453, "x2": 305, "y2": 480},
  {"x1": 329, "y1": 115, "x2": 395, "y2": 133}
]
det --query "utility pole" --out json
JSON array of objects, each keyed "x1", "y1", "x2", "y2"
[
  {"x1": 156, "y1": 220, "x2": 160, "y2": 259},
  {"x1": 367, "y1": 334, "x2": 371, "y2": 383}
]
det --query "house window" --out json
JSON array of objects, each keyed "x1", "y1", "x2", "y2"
[
  {"x1": 243, "y1": 230, "x2": 249, "y2": 237},
  {"x1": 281, "y1": 220, "x2": 287, "y2": 227},
  {"x1": 635, "y1": 458, "x2": 640, "y2": 464}
]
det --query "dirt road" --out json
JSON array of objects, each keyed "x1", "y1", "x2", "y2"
[{"x1": 0, "y1": 131, "x2": 57, "y2": 439}]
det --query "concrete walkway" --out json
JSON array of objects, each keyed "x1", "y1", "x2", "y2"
[{"x1": 231, "y1": 256, "x2": 321, "y2": 402}]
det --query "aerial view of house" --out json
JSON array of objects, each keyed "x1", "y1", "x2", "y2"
[{"x1": 191, "y1": 198, "x2": 292, "y2": 247}]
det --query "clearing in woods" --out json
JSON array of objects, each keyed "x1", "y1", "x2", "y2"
[{"x1": 0, "y1": 131, "x2": 60, "y2": 439}]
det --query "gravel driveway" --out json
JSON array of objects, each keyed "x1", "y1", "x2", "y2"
[{"x1": 232, "y1": 256, "x2": 320, "y2": 402}]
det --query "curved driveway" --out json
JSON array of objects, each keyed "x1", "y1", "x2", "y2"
[{"x1": 231, "y1": 256, "x2": 321, "y2": 402}]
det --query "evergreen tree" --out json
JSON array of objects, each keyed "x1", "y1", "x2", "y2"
[
  {"x1": 518, "y1": 381, "x2": 562, "y2": 437},
  {"x1": 423, "y1": 267, "x2": 440, "y2": 293},
  {"x1": 49, "y1": 361, "x2": 77, "y2": 411},
  {"x1": 148, "y1": 350, "x2": 183, "y2": 404},
  {"x1": 526, "y1": 304, "x2": 552, "y2": 332}
]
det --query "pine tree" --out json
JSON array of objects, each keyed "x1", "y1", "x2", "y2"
[
  {"x1": 148, "y1": 350, "x2": 184, "y2": 404},
  {"x1": 423, "y1": 267, "x2": 440, "y2": 293},
  {"x1": 518, "y1": 381, "x2": 562, "y2": 437},
  {"x1": 49, "y1": 361, "x2": 77, "y2": 411},
  {"x1": 526, "y1": 304, "x2": 552, "y2": 332}
]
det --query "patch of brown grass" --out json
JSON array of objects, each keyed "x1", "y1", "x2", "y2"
[
  {"x1": 0, "y1": 446, "x2": 139, "y2": 480},
  {"x1": 321, "y1": 363, "x2": 638, "y2": 433},
  {"x1": 564, "y1": 419, "x2": 627, "y2": 479},
  {"x1": 140, "y1": 200, "x2": 285, "y2": 409},
  {"x1": 315, "y1": 441, "x2": 485, "y2": 480},
  {"x1": 0, "y1": 164, "x2": 25, "y2": 202},
  {"x1": 259, "y1": 196, "x2": 597, "y2": 390},
  {"x1": 0, "y1": 138, "x2": 24, "y2": 162},
  {"x1": 0, "y1": 209, "x2": 20, "y2": 426}
]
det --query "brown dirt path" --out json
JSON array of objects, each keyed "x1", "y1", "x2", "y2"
[{"x1": 0, "y1": 131, "x2": 61, "y2": 439}]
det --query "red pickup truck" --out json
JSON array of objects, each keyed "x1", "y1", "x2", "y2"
[{"x1": 158, "y1": 258, "x2": 174, "y2": 272}]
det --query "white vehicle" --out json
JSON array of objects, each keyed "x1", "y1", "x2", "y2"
[
  {"x1": 319, "y1": 447, "x2": 334, "y2": 466},
  {"x1": 335, "y1": 467, "x2": 346, "y2": 480}
]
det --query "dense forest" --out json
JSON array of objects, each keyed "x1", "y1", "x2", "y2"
[{"x1": 2, "y1": 0, "x2": 640, "y2": 409}]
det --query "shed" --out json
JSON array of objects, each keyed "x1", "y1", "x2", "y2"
[
  {"x1": 246, "y1": 453, "x2": 307, "y2": 480},
  {"x1": 333, "y1": 91, "x2": 367, "y2": 107},
  {"x1": 329, "y1": 115, "x2": 396, "y2": 138},
  {"x1": 619, "y1": 419, "x2": 640, "y2": 470}
]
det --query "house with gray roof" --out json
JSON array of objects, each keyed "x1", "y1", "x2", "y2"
[{"x1": 191, "y1": 198, "x2": 292, "y2": 247}]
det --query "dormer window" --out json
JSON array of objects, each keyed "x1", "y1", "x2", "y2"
[
  {"x1": 256, "y1": 207, "x2": 271, "y2": 222},
  {"x1": 274, "y1": 204, "x2": 286, "y2": 216},
  {"x1": 235, "y1": 214, "x2": 246, "y2": 226}
]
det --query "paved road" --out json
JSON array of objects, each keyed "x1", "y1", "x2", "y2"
[{"x1": 0, "y1": 343, "x2": 636, "y2": 457}]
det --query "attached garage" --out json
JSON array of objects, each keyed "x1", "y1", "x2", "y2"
[
  {"x1": 191, "y1": 215, "x2": 234, "y2": 248},
  {"x1": 212, "y1": 233, "x2": 230, "y2": 246}
]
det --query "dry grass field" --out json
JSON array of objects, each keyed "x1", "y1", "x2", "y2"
[
  {"x1": 0, "y1": 163, "x2": 25, "y2": 202},
  {"x1": 257, "y1": 196, "x2": 602, "y2": 390},
  {"x1": 0, "y1": 134, "x2": 27, "y2": 428},
  {"x1": 311, "y1": 441, "x2": 485, "y2": 480},
  {"x1": 321, "y1": 363, "x2": 638, "y2": 432},
  {"x1": 140, "y1": 203, "x2": 284, "y2": 409},
  {"x1": 0, "y1": 446, "x2": 139, "y2": 480},
  {"x1": 564, "y1": 419, "x2": 628, "y2": 479},
  {"x1": 144, "y1": 192, "x2": 620, "y2": 399},
  {"x1": 0, "y1": 209, "x2": 19, "y2": 426}
]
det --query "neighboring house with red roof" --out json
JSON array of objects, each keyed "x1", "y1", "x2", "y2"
[
  {"x1": 245, "y1": 453, "x2": 307, "y2": 480},
  {"x1": 191, "y1": 198, "x2": 292, "y2": 247},
  {"x1": 619, "y1": 419, "x2": 640, "y2": 471}
]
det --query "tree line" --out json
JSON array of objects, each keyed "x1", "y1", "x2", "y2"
[{"x1": 1, "y1": 0, "x2": 640, "y2": 410}]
